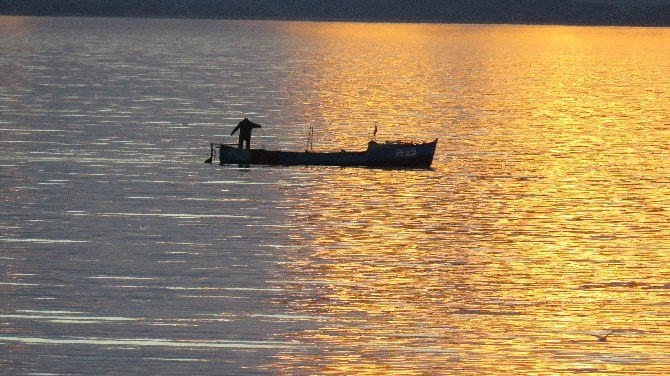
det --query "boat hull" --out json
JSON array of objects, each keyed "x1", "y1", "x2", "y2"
[{"x1": 218, "y1": 139, "x2": 437, "y2": 169}]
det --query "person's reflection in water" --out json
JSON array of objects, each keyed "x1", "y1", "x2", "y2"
[{"x1": 231, "y1": 118, "x2": 262, "y2": 149}]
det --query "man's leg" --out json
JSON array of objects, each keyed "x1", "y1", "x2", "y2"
[
  {"x1": 245, "y1": 138, "x2": 250, "y2": 149},
  {"x1": 238, "y1": 138, "x2": 243, "y2": 149}
]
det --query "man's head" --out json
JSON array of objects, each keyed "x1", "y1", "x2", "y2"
[{"x1": 239, "y1": 118, "x2": 261, "y2": 128}]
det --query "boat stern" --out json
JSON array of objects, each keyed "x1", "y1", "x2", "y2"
[{"x1": 365, "y1": 139, "x2": 438, "y2": 168}]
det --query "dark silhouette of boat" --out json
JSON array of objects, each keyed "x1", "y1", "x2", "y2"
[{"x1": 207, "y1": 139, "x2": 438, "y2": 169}]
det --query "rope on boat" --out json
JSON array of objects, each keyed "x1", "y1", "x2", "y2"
[{"x1": 257, "y1": 126, "x2": 266, "y2": 149}]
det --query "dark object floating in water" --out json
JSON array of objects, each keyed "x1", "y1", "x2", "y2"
[
  {"x1": 206, "y1": 139, "x2": 438, "y2": 169},
  {"x1": 589, "y1": 331, "x2": 614, "y2": 342}
]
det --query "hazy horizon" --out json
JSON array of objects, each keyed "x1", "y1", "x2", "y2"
[{"x1": 1, "y1": 0, "x2": 670, "y2": 26}]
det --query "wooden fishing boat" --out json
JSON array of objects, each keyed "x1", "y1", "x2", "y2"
[{"x1": 207, "y1": 139, "x2": 438, "y2": 169}]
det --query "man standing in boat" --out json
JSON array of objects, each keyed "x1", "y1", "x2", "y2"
[{"x1": 231, "y1": 118, "x2": 262, "y2": 149}]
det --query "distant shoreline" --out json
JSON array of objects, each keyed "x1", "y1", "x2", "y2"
[
  {"x1": 2, "y1": 13, "x2": 670, "y2": 28},
  {"x1": 2, "y1": 0, "x2": 670, "y2": 28}
]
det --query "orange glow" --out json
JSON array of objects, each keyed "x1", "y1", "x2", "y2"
[
  {"x1": 270, "y1": 22, "x2": 670, "y2": 373},
  {"x1": 0, "y1": 16, "x2": 36, "y2": 34}
]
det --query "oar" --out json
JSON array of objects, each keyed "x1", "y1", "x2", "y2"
[{"x1": 204, "y1": 143, "x2": 214, "y2": 163}]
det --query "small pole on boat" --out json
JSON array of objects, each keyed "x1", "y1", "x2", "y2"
[
  {"x1": 306, "y1": 126, "x2": 314, "y2": 152},
  {"x1": 205, "y1": 143, "x2": 213, "y2": 164}
]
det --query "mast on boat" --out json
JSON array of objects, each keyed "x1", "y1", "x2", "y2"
[{"x1": 306, "y1": 125, "x2": 315, "y2": 152}]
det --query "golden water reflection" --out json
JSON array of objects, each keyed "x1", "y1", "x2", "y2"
[{"x1": 272, "y1": 23, "x2": 670, "y2": 374}]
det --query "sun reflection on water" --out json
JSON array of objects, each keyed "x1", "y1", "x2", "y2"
[{"x1": 269, "y1": 23, "x2": 670, "y2": 373}]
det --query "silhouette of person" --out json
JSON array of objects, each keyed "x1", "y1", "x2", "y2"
[{"x1": 231, "y1": 118, "x2": 262, "y2": 149}]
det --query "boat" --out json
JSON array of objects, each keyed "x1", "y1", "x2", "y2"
[{"x1": 207, "y1": 139, "x2": 438, "y2": 169}]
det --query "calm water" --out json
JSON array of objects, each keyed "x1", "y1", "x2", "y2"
[{"x1": 2, "y1": 16, "x2": 670, "y2": 374}]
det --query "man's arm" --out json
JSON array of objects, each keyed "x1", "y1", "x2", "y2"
[{"x1": 230, "y1": 124, "x2": 240, "y2": 135}]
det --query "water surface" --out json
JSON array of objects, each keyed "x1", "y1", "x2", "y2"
[{"x1": 1, "y1": 17, "x2": 670, "y2": 374}]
